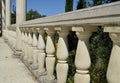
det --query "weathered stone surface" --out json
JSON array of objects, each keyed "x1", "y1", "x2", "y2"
[
  {"x1": 75, "y1": 40, "x2": 91, "y2": 70},
  {"x1": 107, "y1": 45, "x2": 120, "y2": 83},
  {"x1": 0, "y1": 38, "x2": 38, "y2": 83}
]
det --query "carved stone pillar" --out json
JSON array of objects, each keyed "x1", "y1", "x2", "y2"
[
  {"x1": 30, "y1": 28, "x2": 38, "y2": 70},
  {"x1": 5, "y1": 0, "x2": 11, "y2": 28},
  {"x1": 72, "y1": 26, "x2": 96, "y2": 83},
  {"x1": 20, "y1": 28, "x2": 25, "y2": 59},
  {"x1": 27, "y1": 28, "x2": 33, "y2": 65},
  {"x1": 44, "y1": 27, "x2": 56, "y2": 83},
  {"x1": 55, "y1": 27, "x2": 70, "y2": 83},
  {"x1": 104, "y1": 26, "x2": 120, "y2": 83},
  {"x1": 23, "y1": 29, "x2": 29, "y2": 61},
  {"x1": 15, "y1": 0, "x2": 26, "y2": 57},
  {"x1": 36, "y1": 28, "x2": 46, "y2": 76}
]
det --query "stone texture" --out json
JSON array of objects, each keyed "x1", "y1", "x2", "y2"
[
  {"x1": 0, "y1": 38, "x2": 38, "y2": 83},
  {"x1": 107, "y1": 45, "x2": 120, "y2": 83}
]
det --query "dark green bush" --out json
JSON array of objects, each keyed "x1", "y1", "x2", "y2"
[{"x1": 89, "y1": 26, "x2": 113, "y2": 83}]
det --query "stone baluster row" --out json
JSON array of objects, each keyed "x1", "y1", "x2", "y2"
[
  {"x1": 30, "y1": 28, "x2": 38, "y2": 70},
  {"x1": 20, "y1": 26, "x2": 97, "y2": 83}
]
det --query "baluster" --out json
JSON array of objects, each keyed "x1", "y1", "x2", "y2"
[
  {"x1": 30, "y1": 28, "x2": 38, "y2": 70},
  {"x1": 72, "y1": 26, "x2": 96, "y2": 83},
  {"x1": 20, "y1": 28, "x2": 25, "y2": 59},
  {"x1": 104, "y1": 26, "x2": 120, "y2": 83},
  {"x1": 23, "y1": 31, "x2": 28, "y2": 61},
  {"x1": 106, "y1": 32, "x2": 120, "y2": 83},
  {"x1": 55, "y1": 27, "x2": 69, "y2": 83},
  {"x1": 36, "y1": 28, "x2": 46, "y2": 76},
  {"x1": 27, "y1": 29, "x2": 33, "y2": 65},
  {"x1": 44, "y1": 28, "x2": 56, "y2": 83},
  {"x1": 27, "y1": 29, "x2": 34, "y2": 65}
]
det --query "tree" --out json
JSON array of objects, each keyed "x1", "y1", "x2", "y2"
[
  {"x1": 65, "y1": 0, "x2": 73, "y2": 12},
  {"x1": 11, "y1": 5, "x2": 16, "y2": 24},
  {"x1": 77, "y1": 0, "x2": 86, "y2": 9},
  {"x1": 89, "y1": 26, "x2": 113, "y2": 83},
  {"x1": 93, "y1": 0, "x2": 102, "y2": 6},
  {"x1": 26, "y1": 9, "x2": 46, "y2": 21}
]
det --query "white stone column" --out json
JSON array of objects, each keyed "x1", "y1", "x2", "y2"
[
  {"x1": 2, "y1": 0, "x2": 10, "y2": 40},
  {"x1": 16, "y1": 0, "x2": 26, "y2": 56},
  {"x1": 55, "y1": 27, "x2": 69, "y2": 83},
  {"x1": 104, "y1": 26, "x2": 120, "y2": 83},
  {"x1": 72, "y1": 26, "x2": 96, "y2": 83},
  {"x1": 2, "y1": 0, "x2": 5, "y2": 29},
  {"x1": 44, "y1": 28, "x2": 56, "y2": 83},
  {"x1": 5, "y1": 0, "x2": 11, "y2": 28}
]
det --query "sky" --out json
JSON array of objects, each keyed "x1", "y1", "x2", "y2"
[{"x1": 11, "y1": 0, "x2": 79, "y2": 16}]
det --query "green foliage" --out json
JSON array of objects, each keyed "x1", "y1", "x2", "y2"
[
  {"x1": 67, "y1": 31, "x2": 78, "y2": 51},
  {"x1": 11, "y1": 13, "x2": 16, "y2": 24},
  {"x1": 93, "y1": 0, "x2": 102, "y2": 6},
  {"x1": 66, "y1": 31, "x2": 78, "y2": 82},
  {"x1": 11, "y1": 7, "x2": 46, "y2": 23},
  {"x1": 11, "y1": 5, "x2": 16, "y2": 24},
  {"x1": 26, "y1": 9, "x2": 46, "y2": 21},
  {"x1": 65, "y1": 0, "x2": 73, "y2": 12},
  {"x1": 53, "y1": 31, "x2": 59, "y2": 74},
  {"x1": 67, "y1": 50, "x2": 76, "y2": 83},
  {"x1": 89, "y1": 26, "x2": 113, "y2": 83},
  {"x1": 77, "y1": 0, "x2": 86, "y2": 9}
]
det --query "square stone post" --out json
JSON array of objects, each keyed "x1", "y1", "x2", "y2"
[{"x1": 15, "y1": 0, "x2": 26, "y2": 56}]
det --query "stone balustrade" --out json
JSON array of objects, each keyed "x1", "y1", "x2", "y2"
[{"x1": 2, "y1": 1, "x2": 120, "y2": 83}]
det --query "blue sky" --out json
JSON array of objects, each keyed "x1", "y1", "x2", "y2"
[{"x1": 11, "y1": 0, "x2": 79, "y2": 16}]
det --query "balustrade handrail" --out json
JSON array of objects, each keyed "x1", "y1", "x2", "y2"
[
  {"x1": 8, "y1": 24, "x2": 16, "y2": 31},
  {"x1": 3, "y1": 1, "x2": 120, "y2": 83},
  {"x1": 19, "y1": 1, "x2": 120, "y2": 28}
]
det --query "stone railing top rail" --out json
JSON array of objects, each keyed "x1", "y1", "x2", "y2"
[
  {"x1": 19, "y1": 1, "x2": 120, "y2": 27},
  {"x1": 8, "y1": 24, "x2": 16, "y2": 31}
]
